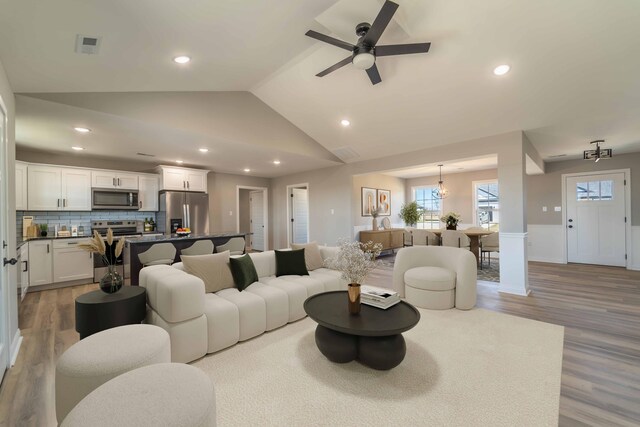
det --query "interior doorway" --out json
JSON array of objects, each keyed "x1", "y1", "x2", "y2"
[
  {"x1": 563, "y1": 170, "x2": 630, "y2": 267},
  {"x1": 236, "y1": 186, "x2": 268, "y2": 252},
  {"x1": 0, "y1": 95, "x2": 9, "y2": 382},
  {"x1": 287, "y1": 184, "x2": 309, "y2": 245}
]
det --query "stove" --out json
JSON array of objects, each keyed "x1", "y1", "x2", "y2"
[{"x1": 91, "y1": 220, "x2": 143, "y2": 282}]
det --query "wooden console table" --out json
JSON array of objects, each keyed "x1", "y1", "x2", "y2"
[{"x1": 359, "y1": 229, "x2": 404, "y2": 252}]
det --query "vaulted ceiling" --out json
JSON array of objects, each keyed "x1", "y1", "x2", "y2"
[{"x1": 1, "y1": 0, "x2": 639, "y2": 176}]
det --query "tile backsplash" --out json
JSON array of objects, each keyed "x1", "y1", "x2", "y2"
[{"x1": 17, "y1": 211, "x2": 156, "y2": 237}]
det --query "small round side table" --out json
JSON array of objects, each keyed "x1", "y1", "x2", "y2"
[{"x1": 75, "y1": 286, "x2": 147, "y2": 339}]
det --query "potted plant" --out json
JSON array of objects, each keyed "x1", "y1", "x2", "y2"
[
  {"x1": 79, "y1": 229, "x2": 125, "y2": 294},
  {"x1": 399, "y1": 201, "x2": 422, "y2": 227},
  {"x1": 325, "y1": 239, "x2": 382, "y2": 314},
  {"x1": 440, "y1": 212, "x2": 461, "y2": 230},
  {"x1": 39, "y1": 224, "x2": 48, "y2": 237}
]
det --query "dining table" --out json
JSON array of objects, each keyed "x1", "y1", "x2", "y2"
[{"x1": 430, "y1": 229, "x2": 493, "y2": 264}]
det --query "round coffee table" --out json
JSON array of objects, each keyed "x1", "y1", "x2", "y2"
[
  {"x1": 75, "y1": 286, "x2": 147, "y2": 339},
  {"x1": 303, "y1": 291, "x2": 420, "y2": 370}
]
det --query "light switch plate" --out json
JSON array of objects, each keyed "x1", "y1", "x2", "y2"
[{"x1": 554, "y1": 206, "x2": 561, "y2": 212}]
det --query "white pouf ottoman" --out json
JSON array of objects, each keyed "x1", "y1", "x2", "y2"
[
  {"x1": 404, "y1": 266, "x2": 456, "y2": 309},
  {"x1": 61, "y1": 363, "x2": 216, "y2": 427},
  {"x1": 55, "y1": 324, "x2": 171, "y2": 423}
]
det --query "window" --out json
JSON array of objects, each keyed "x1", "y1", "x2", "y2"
[
  {"x1": 576, "y1": 180, "x2": 613, "y2": 201},
  {"x1": 474, "y1": 181, "x2": 499, "y2": 231},
  {"x1": 413, "y1": 186, "x2": 442, "y2": 229}
]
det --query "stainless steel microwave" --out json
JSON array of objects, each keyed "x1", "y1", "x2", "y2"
[{"x1": 92, "y1": 188, "x2": 139, "y2": 210}]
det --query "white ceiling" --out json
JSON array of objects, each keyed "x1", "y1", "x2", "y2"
[
  {"x1": 2, "y1": 0, "x2": 640, "y2": 176},
  {"x1": 381, "y1": 155, "x2": 497, "y2": 179}
]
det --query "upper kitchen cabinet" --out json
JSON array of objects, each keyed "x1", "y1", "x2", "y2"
[
  {"x1": 138, "y1": 174, "x2": 159, "y2": 211},
  {"x1": 15, "y1": 161, "x2": 28, "y2": 210},
  {"x1": 91, "y1": 170, "x2": 139, "y2": 190},
  {"x1": 157, "y1": 166, "x2": 208, "y2": 193},
  {"x1": 28, "y1": 165, "x2": 91, "y2": 211}
]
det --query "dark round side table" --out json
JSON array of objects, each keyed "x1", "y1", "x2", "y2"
[
  {"x1": 75, "y1": 286, "x2": 147, "y2": 339},
  {"x1": 304, "y1": 291, "x2": 420, "y2": 370}
]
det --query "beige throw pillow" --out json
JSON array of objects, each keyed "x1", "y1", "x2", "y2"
[
  {"x1": 181, "y1": 251, "x2": 235, "y2": 293},
  {"x1": 290, "y1": 241, "x2": 324, "y2": 271}
]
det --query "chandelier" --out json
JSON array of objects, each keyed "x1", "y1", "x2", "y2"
[{"x1": 436, "y1": 164, "x2": 449, "y2": 199}]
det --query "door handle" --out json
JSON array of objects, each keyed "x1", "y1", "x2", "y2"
[
  {"x1": 63, "y1": 199, "x2": 67, "y2": 207},
  {"x1": 47, "y1": 244, "x2": 50, "y2": 253},
  {"x1": 113, "y1": 177, "x2": 116, "y2": 187},
  {"x1": 118, "y1": 178, "x2": 121, "y2": 187},
  {"x1": 186, "y1": 205, "x2": 190, "y2": 228},
  {"x1": 57, "y1": 198, "x2": 60, "y2": 207},
  {"x1": 139, "y1": 200, "x2": 142, "y2": 209},
  {"x1": 3, "y1": 257, "x2": 17, "y2": 266},
  {"x1": 187, "y1": 181, "x2": 190, "y2": 190},
  {"x1": 22, "y1": 260, "x2": 28, "y2": 272}
]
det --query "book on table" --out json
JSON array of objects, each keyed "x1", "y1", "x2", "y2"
[{"x1": 361, "y1": 285, "x2": 400, "y2": 309}]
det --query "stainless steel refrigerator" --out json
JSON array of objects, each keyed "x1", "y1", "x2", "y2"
[{"x1": 158, "y1": 191, "x2": 210, "y2": 235}]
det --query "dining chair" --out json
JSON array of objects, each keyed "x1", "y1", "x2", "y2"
[
  {"x1": 480, "y1": 232, "x2": 499, "y2": 268},
  {"x1": 411, "y1": 229, "x2": 440, "y2": 246},
  {"x1": 441, "y1": 230, "x2": 471, "y2": 250}
]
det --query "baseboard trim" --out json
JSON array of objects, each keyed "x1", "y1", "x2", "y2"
[
  {"x1": 627, "y1": 264, "x2": 640, "y2": 271},
  {"x1": 10, "y1": 329, "x2": 22, "y2": 367},
  {"x1": 498, "y1": 286, "x2": 532, "y2": 297},
  {"x1": 528, "y1": 256, "x2": 565, "y2": 264}
]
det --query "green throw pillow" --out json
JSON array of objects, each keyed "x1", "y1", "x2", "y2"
[
  {"x1": 275, "y1": 249, "x2": 309, "y2": 277},
  {"x1": 229, "y1": 254, "x2": 259, "y2": 291}
]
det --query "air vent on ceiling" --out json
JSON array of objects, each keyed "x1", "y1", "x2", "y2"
[
  {"x1": 331, "y1": 146, "x2": 360, "y2": 161},
  {"x1": 549, "y1": 154, "x2": 567, "y2": 158},
  {"x1": 136, "y1": 152, "x2": 156, "y2": 157},
  {"x1": 75, "y1": 34, "x2": 102, "y2": 55}
]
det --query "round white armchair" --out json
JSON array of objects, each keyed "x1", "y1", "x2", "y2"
[{"x1": 392, "y1": 246, "x2": 477, "y2": 310}]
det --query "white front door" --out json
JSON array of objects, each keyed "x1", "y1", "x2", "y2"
[
  {"x1": 291, "y1": 188, "x2": 309, "y2": 244},
  {"x1": 0, "y1": 99, "x2": 8, "y2": 382},
  {"x1": 566, "y1": 173, "x2": 626, "y2": 266},
  {"x1": 249, "y1": 191, "x2": 265, "y2": 252}
]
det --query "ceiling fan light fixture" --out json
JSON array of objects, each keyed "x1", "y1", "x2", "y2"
[{"x1": 352, "y1": 52, "x2": 375, "y2": 70}]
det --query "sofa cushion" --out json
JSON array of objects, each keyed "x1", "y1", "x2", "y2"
[
  {"x1": 290, "y1": 241, "x2": 324, "y2": 271},
  {"x1": 404, "y1": 266, "x2": 456, "y2": 291},
  {"x1": 229, "y1": 254, "x2": 259, "y2": 291},
  {"x1": 275, "y1": 249, "x2": 309, "y2": 277},
  {"x1": 249, "y1": 251, "x2": 276, "y2": 278},
  {"x1": 140, "y1": 265, "x2": 205, "y2": 323},
  {"x1": 181, "y1": 251, "x2": 235, "y2": 293},
  {"x1": 216, "y1": 288, "x2": 266, "y2": 341}
]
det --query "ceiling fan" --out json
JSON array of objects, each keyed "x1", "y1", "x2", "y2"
[{"x1": 305, "y1": 0, "x2": 431, "y2": 85}]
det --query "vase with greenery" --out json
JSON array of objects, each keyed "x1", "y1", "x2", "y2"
[
  {"x1": 325, "y1": 238, "x2": 382, "y2": 314},
  {"x1": 440, "y1": 212, "x2": 461, "y2": 230},
  {"x1": 79, "y1": 229, "x2": 125, "y2": 294},
  {"x1": 399, "y1": 201, "x2": 422, "y2": 227},
  {"x1": 371, "y1": 207, "x2": 380, "y2": 231},
  {"x1": 39, "y1": 224, "x2": 48, "y2": 237}
]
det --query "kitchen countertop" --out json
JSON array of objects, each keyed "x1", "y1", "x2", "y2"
[
  {"x1": 126, "y1": 232, "x2": 246, "y2": 244},
  {"x1": 17, "y1": 231, "x2": 162, "y2": 247}
]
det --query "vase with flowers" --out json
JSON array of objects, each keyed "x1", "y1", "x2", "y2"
[
  {"x1": 440, "y1": 212, "x2": 461, "y2": 230},
  {"x1": 79, "y1": 228, "x2": 125, "y2": 294},
  {"x1": 371, "y1": 207, "x2": 381, "y2": 231},
  {"x1": 325, "y1": 238, "x2": 382, "y2": 314}
]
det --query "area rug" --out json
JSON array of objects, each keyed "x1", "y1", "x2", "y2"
[{"x1": 194, "y1": 308, "x2": 564, "y2": 426}]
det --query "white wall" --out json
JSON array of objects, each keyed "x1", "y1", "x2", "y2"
[{"x1": 0, "y1": 58, "x2": 19, "y2": 362}]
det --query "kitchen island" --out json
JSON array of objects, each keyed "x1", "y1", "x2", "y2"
[{"x1": 124, "y1": 232, "x2": 246, "y2": 286}]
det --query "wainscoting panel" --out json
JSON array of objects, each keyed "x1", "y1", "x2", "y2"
[
  {"x1": 527, "y1": 224, "x2": 566, "y2": 264},
  {"x1": 631, "y1": 226, "x2": 640, "y2": 271}
]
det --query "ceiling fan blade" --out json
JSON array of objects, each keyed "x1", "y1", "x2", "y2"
[
  {"x1": 305, "y1": 30, "x2": 355, "y2": 51},
  {"x1": 366, "y1": 63, "x2": 382, "y2": 85},
  {"x1": 362, "y1": 0, "x2": 399, "y2": 47},
  {"x1": 375, "y1": 43, "x2": 431, "y2": 57},
  {"x1": 316, "y1": 56, "x2": 352, "y2": 77}
]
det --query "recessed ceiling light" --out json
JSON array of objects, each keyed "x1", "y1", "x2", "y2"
[
  {"x1": 340, "y1": 119, "x2": 350, "y2": 127},
  {"x1": 71, "y1": 146, "x2": 85, "y2": 151},
  {"x1": 173, "y1": 56, "x2": 191, "y2": 64},
  {"x1": 176, "y1": 160, "x2": 184, "y2": 164},
  {"x1": 199, "y1": 148, "x2": 209, "y2": 153},
  {"x1": 243, "y1": 168, "x2": 251, "y2": 173},
  {"x1": 493, "y1": 64, "x2": 510, "y2": 76},
  {"x1": 273, "y1": 160, "x2": 281, "y2": 165},
  {"x1": 74, "y1": 127, "x2": 91, "y2": 133}
]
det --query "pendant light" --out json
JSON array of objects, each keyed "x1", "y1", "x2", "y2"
[{"x1": 436, "y1": 164, "x2": 449, "y2": 199}]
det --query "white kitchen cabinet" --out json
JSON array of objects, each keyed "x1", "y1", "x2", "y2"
[
  {"x1": 15, "y1": 161, "x2": 28, "y2": 210},
  {"x1": 138, "y1": 174, "x2": 159, "y2": 211},
  {"x1": 157, "y1": 166, "x2": 208, "y2": 193},
  {"x1": 28, "y1": 165, "x2": 91, "y2": 211},
  {"x1": 28, "y1": 240, "x2": 53, "y2": 286},
  {"x1": 53, "y1": 239, "x2": 93, "y2": 283},
  {"x1": 91, "y1": 170, "x2": 139, "y2": 190}
]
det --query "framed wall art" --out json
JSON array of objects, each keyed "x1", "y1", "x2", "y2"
[
  {"x1": 361, "y1": 187, "x2": 377, "y2": 216},
  {"x1": 377, "y1": 189, "x2": 391, "y2": 216}
]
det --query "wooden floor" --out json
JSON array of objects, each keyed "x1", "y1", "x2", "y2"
[{"x1": 1, "y1": 262, "x2": 639, "y2": 426}]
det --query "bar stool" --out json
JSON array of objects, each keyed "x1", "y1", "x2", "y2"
[
  {"x1": 138, "y1": 243, "x2": 177, "y2": 267},
  {"x1": 181, "y1": 240, "x2": 215, "y2": 256}
]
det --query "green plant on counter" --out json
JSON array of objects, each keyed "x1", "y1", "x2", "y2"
[{"x1": 39, "y1": 224, "x2": 48, "y2": 232}]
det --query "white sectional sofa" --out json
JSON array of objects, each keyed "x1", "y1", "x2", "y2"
[{"x1": 139, "y1": 247, "x2": 346, "y2": 363}]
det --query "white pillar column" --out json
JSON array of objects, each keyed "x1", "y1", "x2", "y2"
[{"x1": 497, "y1": 133, "x2": 530, "y2": 296}]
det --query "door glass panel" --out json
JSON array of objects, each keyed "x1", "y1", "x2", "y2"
[
  {"x1": 576, "y1": 182, "x2": 589, "y2": 200},
  {"x1": 600, "y1": 180, "x2": 613, "y2": 200},
  {"x1": 577, "y1": 180, "x2": 614, "y2": 201}
]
